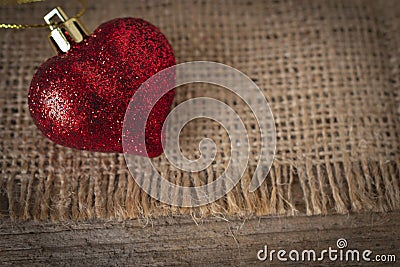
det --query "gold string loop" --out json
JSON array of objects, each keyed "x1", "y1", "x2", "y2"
[{"x1": 0, "y1": 0, "x2": 86, "y2": 29}]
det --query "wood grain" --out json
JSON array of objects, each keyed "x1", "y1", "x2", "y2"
[{"x1": 0, "y1": 212, "x2": 399, "y2": 266}]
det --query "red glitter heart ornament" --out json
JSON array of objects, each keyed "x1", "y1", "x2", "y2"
[{"x1": 28, "y1": 17, "x2": 176, "y2": 157}]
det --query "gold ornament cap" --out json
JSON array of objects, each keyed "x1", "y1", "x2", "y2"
[{"x1": 44, "y1": 7, "x2": 88, "y2": 53}]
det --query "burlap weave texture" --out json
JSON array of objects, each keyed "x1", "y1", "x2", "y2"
[{"x1": 0, "y1": 0, "x2": 399, "y2": 221}]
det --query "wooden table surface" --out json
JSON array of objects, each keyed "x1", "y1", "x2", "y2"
[{"x1": 0, "y1": 211, "x2": 399, "y2": 266}]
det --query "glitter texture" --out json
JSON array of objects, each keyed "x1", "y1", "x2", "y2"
[{"x1": 28, "y1": 18, "x2": 176, "y2": 157}]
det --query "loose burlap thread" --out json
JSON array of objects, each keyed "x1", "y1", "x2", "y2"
[{"x1": 0, "y1": 0, "x2": 399, "y2": 221}]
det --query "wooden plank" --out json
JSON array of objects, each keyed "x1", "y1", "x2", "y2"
[{"x1": 0, "y1": 212, "x2": 399, "y2": 266}]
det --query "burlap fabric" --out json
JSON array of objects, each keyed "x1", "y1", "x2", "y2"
[{"x1": 0, "y1": 0, "x2": 399, "y2": 221}]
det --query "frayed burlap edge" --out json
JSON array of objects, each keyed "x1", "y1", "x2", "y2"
[{"x1": 2, "y1": 157, "x2": 399, "y2": 221}]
